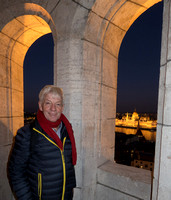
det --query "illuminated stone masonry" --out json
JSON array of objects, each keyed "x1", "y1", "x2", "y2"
[{"x1": 0, "y1": 0, "x2": 169, "y2": 200}]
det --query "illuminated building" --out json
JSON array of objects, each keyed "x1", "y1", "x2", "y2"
[{"x1": 115, "y1": 110, "x2": 157, "y2": 130}]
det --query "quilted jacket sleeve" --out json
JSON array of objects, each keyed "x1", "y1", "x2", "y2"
[{"x1": 8, "y1": 125, "x2": 33, "y2": 200}]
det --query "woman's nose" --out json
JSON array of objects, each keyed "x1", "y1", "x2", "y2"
[{"x1": 50, "y1": 103, "x2": 56, "y2": 110}]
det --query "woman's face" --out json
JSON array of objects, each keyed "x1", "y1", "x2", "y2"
[{"x1": 39, "y1": 93, "x2": 63, "y2": 122}]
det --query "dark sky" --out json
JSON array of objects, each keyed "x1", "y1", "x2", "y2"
[
  {"x1": 117, "y1": 1, "x2": 163, "y2": 113},
  {"x1": 24, "y1": 34, "x2": 54, "y2": 112},
  {"x1": 24, "y1": 1, "x2": 163, "y2": 113}
]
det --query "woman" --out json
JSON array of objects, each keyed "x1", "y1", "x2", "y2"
[{"x1": 8, "y1": 85, "x2": 77, "y2": 200}]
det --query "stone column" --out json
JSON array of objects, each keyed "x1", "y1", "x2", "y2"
[{"x1": 152, "y1": 0, "x2": 171, "y2": 199}]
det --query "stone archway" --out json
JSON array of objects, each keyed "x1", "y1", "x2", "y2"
[
  {"x1": 1, "y1": 15, "x2": 52, "y2": 134},
  {"x1": 84, "y1": 0, "x2": 162, "y2": 164},
  {"x1": 0, "y1": 3, "x2": 56, "y2": 200},
  {"x1": 0, "y1": 3, "x2": 57, "y2": 135},
  {"x1": 81, "y1": 0, "x2": 162, "y2": 199}
]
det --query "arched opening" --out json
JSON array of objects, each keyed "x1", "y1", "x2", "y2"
[
  {"x1": 0, "y1": 14, "x2": 52, "y2": 134},
  {"x1": 115, "y1": 2, "x2": 163, "y2": 170},
  {"x1": 83, "y1": 0, "x2": 163, "y2": 199},
  {"x1": 0, "y1": 4, "x2": 56, "y2": 198},
  {"x1": 24, "y1": 33, "x2": 54, "y2": 116},
  {"x1": 84, "y1": 0, "x2": 163, "y2": 164}
]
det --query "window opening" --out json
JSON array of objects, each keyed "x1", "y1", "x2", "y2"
[
  {"x1": 24, "y1": 33, "x2": 54, "y2": 124},
  {"x1": 115, "y1": 2, "x2": 163, "y2": 172}
]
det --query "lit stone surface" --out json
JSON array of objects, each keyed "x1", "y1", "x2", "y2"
[
  {"x1": 97, "y1": 184, "x2": 138, "y2": 200},
  {"x1": 12, "y1": 117, "x2": 24, "y2": 136},
  {"x1": 102, "y1": 50, "x2": 118, "y2": 88},
  {"x1": 0, "y1": 0, "x2": 167, "y2": 200},
  {"x1": 0, "y1": 56, "x2": 10, "y2": 87},
  {"x1": 0, "y1": 145, "x2": 13, "y2": 200},
  {"x1": 84, "y1": 11, "x2": 107, "y2": 46},
  {"x1": 0, "y1": 87, "x2": 12, "y2": 117},
  {"x1": 11, "y1": 62, "x2": 23, "y2": 91},
  {"x1": 12, "y1": 89, "x2": 23, "y2": 116},
  {"x1": 152, "y1": 1, "x2": 171, "y2": 199},
  {"x1": 92, "y1": 0, "x2": 119, "y2": 18},
  {"x1": 157, "y1": 69, "x2": 165, "y2": 124},
  {"x1": 163, "y1": 87, "x2": 171, "y2": 125},
  {"x1": 83, "y1": 41, "x2": 101, "y2": 78},
  {"x1": 160, "y1": 0, "x2": 169, "y2": 65},
  {"x1": 103, "y1": 23, "x2": 125, "y2": 57},
  {"x1": 11, "y1": 42, "x2": 29, "y2": 66},
  {"x1": 155, "y1": 126, "x2": 171, "y2": 200},
  {"x1": 0, "y1": 4, "x2": 56, "y2": 200},
  {"x1": 0, "y1": 117, "x2": 13, "y2": 145},
  {"x1": 110, "y1": 1, "x2": 146, "y2": 30},
  {"x1": 100, "y1": 119, "x2": 115, "y2": 161},
  {"x1": 97, "y1": 161, "x2": 151, "y2": 200},
  {"x1": 152, "y1": 124, "x2": 162, "y2": 199},
  {"x1": 0, "y1": 33, "x2": 15, "y2": 58},
  {"x1": 101, "y1": 86, "x2": 116, "y2": 119},
  {"x1": 161, "y1": 61, "x2": 171, "y2": 125}
]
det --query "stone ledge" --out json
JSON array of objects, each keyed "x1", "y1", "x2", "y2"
[{"x1": 97, "y1": 160, "x2": 151, "y2": 200}]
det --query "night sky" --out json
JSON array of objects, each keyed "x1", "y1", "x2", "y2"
[
  {"x1": 24, "y1": 34, "x2": 54, "y2": 112},
  {"x1": 24, "y1": 2, "x2": 163, "y2": 114},
  {"x1": 117, "y1": 1, "x2": 163, "y2": 113}
]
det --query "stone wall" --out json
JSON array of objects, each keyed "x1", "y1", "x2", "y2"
[{"x1": 152, "y1": 0, "x2": 171, "y2": 199}]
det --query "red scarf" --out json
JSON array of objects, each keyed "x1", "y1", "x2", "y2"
[{"x1": 37, "y1": 110, "x2": 77, "y2": 165}]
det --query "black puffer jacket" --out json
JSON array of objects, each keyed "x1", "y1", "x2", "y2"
[{"x1": 8, "y1": 119, "x2": 76, "y2": 200}]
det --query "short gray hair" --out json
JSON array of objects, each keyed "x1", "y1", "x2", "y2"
[{"x1": 39, "y1": 85, "x2": 63, "y2": 104}]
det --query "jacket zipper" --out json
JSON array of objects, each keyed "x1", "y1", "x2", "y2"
[
  {"x1": 38, "y1": 173, "x2": 42, "y2": 200},
  {"x1": 33, "y1": 128, "x2": 66, "y2": 200},
  {"x1": 61, "y1": 137, "x2": 66, "y2": 200}
]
